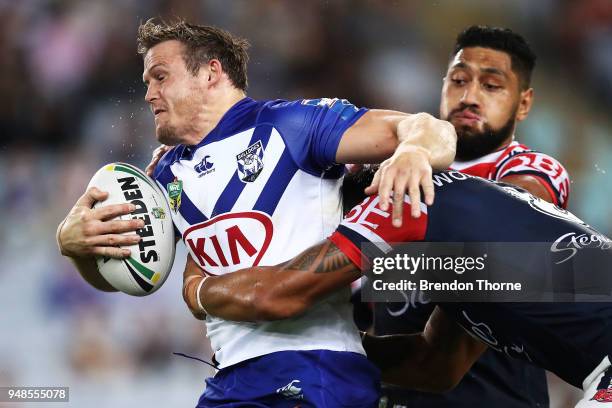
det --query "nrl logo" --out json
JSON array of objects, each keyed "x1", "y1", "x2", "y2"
[
  {"x1": 166, "y1": 177, "x2": 183, "y2": 213},
  {"x1": 236, "y1": 140, "x2": 264, "y2": 183}
]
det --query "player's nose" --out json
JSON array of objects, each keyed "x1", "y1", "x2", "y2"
[
  {"x1": 460, "y1": 81, "x2": 481, "y2": 107},
  {"x1": 145, "y1": 84, "x2": 158, "y2": 104}
]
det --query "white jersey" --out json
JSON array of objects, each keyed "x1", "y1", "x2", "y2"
[{"x1": 155, "y1": 97, "x2": 367, "y2": 368}]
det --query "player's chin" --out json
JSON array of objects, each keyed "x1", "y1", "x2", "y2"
[
  {"x1": 156, "y1": 126, "x2": 181, "y2": 146},
  {"x1": 455, "y1": 124, "x2": 484, "y2": 139}
]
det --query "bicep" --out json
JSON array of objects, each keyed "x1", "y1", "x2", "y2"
[
  {"x1": 500, "y1": 174, "x2": 556, "y2": 204},
  {"x1": 335, "y1": 110, "x2": 407, "y2": 164}
]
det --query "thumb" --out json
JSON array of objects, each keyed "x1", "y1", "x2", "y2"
[{"x1": 75, "y1": 187, "x2": 109, "y2": 208}]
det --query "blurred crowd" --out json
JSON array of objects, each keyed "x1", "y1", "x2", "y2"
[{"x1": 0, "y1": 0, "x2": 610, "y2": 406}]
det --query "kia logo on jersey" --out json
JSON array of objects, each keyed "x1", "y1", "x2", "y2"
[{"x1": 183, "y1": 211, "x2": 273, "y2": 274}]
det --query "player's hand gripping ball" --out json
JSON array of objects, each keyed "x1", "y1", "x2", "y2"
[{"x1": 87, "y1": 163, "x2": 175, "y2": 296}]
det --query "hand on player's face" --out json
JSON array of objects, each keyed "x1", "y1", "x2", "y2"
[
  {"x1": 145, "y1": 144, "x2": 172, "y2": 176},
  {"x1": 364, "y1": 146, "x2": 433, "y2": 226},
  {"x1": 58, "y1": 187, "x2": 144, "y2": 259}
]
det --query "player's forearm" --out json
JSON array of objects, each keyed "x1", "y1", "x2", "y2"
[
  {"x1": 396, "y1": 113, "x2": 457, "y2": 170},
  {"x1": 68, "y1": 255, "x2": 117, "y2": 292},
  {"x1": 194, "y1": 267, "x2": 278, "y2": 322},
  {"x1": 56, "y1": 222, "x2": 116, "y2": 292},
  {"x1": 186, "y1": 240, "x2": 361, "y2": 322}
]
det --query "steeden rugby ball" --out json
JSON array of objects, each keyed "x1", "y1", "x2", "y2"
[{"x1": 87, "y1": 162, "x2": 175, "y2": 296}]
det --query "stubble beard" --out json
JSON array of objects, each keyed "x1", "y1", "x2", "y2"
[{"x1": 156, "y1": 123, "x2": 184, "y2": 146}]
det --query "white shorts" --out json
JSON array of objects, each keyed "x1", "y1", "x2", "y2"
[{"x1": 577, "y1": 356, "x2": 612, "y2": 407}]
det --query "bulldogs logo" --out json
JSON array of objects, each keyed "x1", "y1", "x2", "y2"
[{"x1": 237, "y1": 140, "x2": 264, "y2": 182}]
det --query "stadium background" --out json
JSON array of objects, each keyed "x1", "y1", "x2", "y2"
[{"x1": 0, "y1": 0, "x2": 610, "y2": 406}]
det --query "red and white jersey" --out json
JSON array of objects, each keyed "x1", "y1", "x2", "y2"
[{"x1": 451, "y1": 141, "x2": 570, "y2": 208}]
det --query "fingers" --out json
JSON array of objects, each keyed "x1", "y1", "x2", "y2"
[
  {"x1": 86, "y1": 233, "x2": 141, "y2": 248},
  {"x1": 75, "y1": 187, "x2": 109, "y2": 208},
  {"x1": 408, "y1": 172, "x2": 422, "y2": 219},
  {"x1": 94, "y1": 203, "x2": 137, "y2": 221},
  {"x1": 377, "y1": 165, "x2": 394, "y2": 212},
  {"x1": 364, "y1": 167, "x2": 381, "y2": 195},
  {"x1": 90, "y1": 246, "x2": 132, "y2": 259},
  {"x1": 90, "y1": 218, "x2": 145, "y2": 236},
  {"x1": 391, "y1": 169, "x2": 411, "y2": 227},
  {"x1": 146, "y1": 144, "x2": 170, "y2": 176},
  {"x1": 421, "y1": 169, "x2": 435, "y2": 206}
]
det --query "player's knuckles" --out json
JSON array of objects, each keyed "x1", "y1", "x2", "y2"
[
  {"x1": 421, "y1": 164, "x2": 433, "y2": 175},
  {"x1": 85, "y1": 186, "x2": 99, "y2": 197},
  {"x1": 132, "y1": 219, "x2": 145, "y2": 229},
  {"x1": 89, "y1": 187, "x2": 108, "y2": 200},
  {"x1": 120, "y1": 203, "x2": 134, "y2": 214},
  {"x1": 107, "y1": 235, "x2": 121, "y2": 246},
  {"x1": 94, "y1": 247, "x2": 110, "y2": 258},
  {"x1": 105, "y1": 203, "x2": 130, "y2": 216},
  {"x1": 392, "y1": 163, "x2": 408, "y2": 174},
  {"x1": 106, "y1": 220, "x2": 132, "y2": 233},
  {"x1": 81, "y1": 223, "x2": 97, "y2": 237}
]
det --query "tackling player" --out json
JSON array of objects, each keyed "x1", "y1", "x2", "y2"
[
  {"x1": 56, "y1": 19, "x2": 456, "y2": 407},
  {"x1": 372, "y1": 25, "x2": 571, "y2": 407},
  {"x1": 185, "y1": 171, "x2": 612, "y2": 408}
]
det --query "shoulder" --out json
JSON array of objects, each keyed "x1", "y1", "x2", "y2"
[
  {"x1": 495, "y1": 143, "x2": 568, "y2": 177},
  {"x1": 259, "y1": 98, "x2": 359, "y2": 118}
]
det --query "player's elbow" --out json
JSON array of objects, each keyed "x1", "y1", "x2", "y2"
[{"x1": 183, "y1": 298, "x2": 206, "y2": 320}]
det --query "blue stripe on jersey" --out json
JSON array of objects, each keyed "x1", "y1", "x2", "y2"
[
  {"x1": 253, "y1": 149, "x2": 298, "y2": 215},
  {"x1": 176, "y1": 191, "x2": 208, "y2": 225},
  {"x1": 211, "y1": 124, "x2": 274, "y2": 217},
  {"x1": 157, "y1": 163, "x2": 208, "y2": 225}
]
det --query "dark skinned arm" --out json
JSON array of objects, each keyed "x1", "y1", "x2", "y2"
[
  {"x1": 183, "y1": 239, "x2": 361, "y2": 322},
  {"x1": 363, "y1": 306, "x2": 487, "y2": 393},
  {"x1": 182, "y1": 240, "x2": 487, "y2": 393},
  {"x1": 500, "y1": 174, "x2": 557, "y2": 204}
]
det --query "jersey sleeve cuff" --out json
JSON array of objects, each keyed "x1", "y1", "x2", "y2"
[
  {"x1": 329, "y1": 231, "x2": 365, "y2": 270},
  {"x1": 324, "y1": 107, "x2": 369, "y2": 165}
]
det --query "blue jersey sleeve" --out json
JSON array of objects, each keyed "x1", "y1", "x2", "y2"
[{"x1": 261, "y1": 98, "x2": 368, "y2": 176}]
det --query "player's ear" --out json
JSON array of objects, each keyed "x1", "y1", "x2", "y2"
[
  {"x1": 516, "y1": 87, "x2": 533, "y2": 122},
  {"x1": 206, "y1": 59, "x2": 223, "y2": 86}
]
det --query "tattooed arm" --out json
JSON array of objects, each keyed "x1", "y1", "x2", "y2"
[{"x1": 183, "y1": 239, "x2": 361, "y2": 322}]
